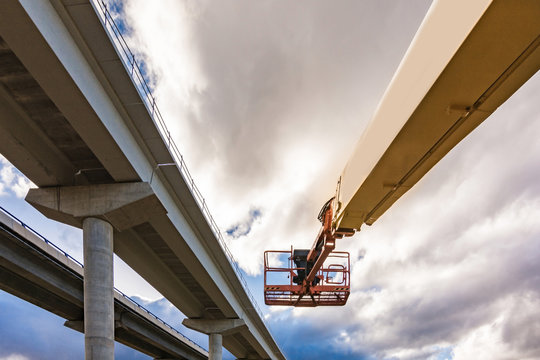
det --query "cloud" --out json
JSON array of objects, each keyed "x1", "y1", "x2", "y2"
[
  {"x1": 0, "y1": 355, "x2": 31, "y2": 360},
  {"x1": 0, "y1": 156, "x2": 35, "y2": 199},
  {"x1": 452, "y1": 293, "x2": 540, "y2": 360},
  {"x1": 265, "y1": 312, "x2": 371, "y2": 360}
]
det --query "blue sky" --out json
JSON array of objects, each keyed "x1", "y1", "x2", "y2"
[{"x1": 2, "y1": 0, "x2": 540, "y2": 359}]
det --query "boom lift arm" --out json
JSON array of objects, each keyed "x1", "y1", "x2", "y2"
[{"x1": 301, "y1": 198, "x2": 354, "y2": 294}]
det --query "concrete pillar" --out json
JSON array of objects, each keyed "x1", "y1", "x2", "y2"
[
  {"x1": 83, "y1": 217, "x2": 114, "y2": 360},
  {"x1": 209, "y1": 333, "x2": 223, "y2": 360}
]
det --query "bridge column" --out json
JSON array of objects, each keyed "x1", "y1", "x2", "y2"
[
  {"x1": 182, "y1": 318, "x2": 246, "y2": 360},
  {"x1": 83, "y1": 217, "x2": 114, "y2": 359},
  {"x1": 209, "y1": 333, "x2": 223, "y2": 360},
  {"x1": 25, "y1": 182, "x2": 166, "y2": 360}
]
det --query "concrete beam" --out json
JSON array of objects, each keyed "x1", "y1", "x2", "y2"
[
  {"x1": 114, "y1": 230, "x2": 205, "y2": 317},
  {"x1": 0, "y1": 0, "x2": 139, "y2": 184},
  {"x1": 0, "y1": 83, "x2": 79, "y2": 186},
  {"x1": 26, "y1": 182, "x2": 166, "y2": 230},
  {"x1": 182, "y1": 319, "x2": 247, "y2": 336}
]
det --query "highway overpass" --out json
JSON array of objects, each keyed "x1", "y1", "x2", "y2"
[
  {"x1": 0, "y1": 0, "x2": 285, "y2": 359},
  {"x1": 0, "y1": 206, "x2": 208, "y2": 360}
]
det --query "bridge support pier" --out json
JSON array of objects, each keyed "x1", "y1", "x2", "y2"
[
  {"x1": 25, "y1": 182, "x2": 166, "y2": 360},
  {"x1": 182, "y1": 318, "x2": 246, "y2": 360},
  {"x1": 83, "y1": 217, "x2": 114, "y2": 360},
  {"x1": 208, "y1": 333, "x2": 223, "y2": 360}
]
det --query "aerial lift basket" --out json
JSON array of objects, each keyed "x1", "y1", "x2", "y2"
[{"x1": 264, "y1": 248, "x2": 350, "y2": 307}]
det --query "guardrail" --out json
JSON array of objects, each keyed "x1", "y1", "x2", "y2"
[
  {"x1": 90, "y1": 0, "x2": 267, "y2": 322},
  {"x1": 0, "y1": 205, "x2": 206, "y2": 354}
]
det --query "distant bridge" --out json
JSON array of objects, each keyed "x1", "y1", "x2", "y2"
[{"x1": 0, "y1": 206, "x2": 208, "y2": 360}]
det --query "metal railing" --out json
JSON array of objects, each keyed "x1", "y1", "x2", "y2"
[
  {"x1": 0, "y1": 205, "x2": 206, "y2": 354},
  {"x1": 90, "y1": 0, "x2": 266, "y2": 321},
  {"x1": 114, "y1": 287, "x2": 207, "y2": 355}
]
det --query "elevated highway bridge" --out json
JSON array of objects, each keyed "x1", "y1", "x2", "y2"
[{"x1": 0, "y1": 0, "x2": 284, "y2": 359}]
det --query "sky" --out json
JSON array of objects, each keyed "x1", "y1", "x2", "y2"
[{"x1": 1, "y1": 0, "x2": 540, "y2": 359}]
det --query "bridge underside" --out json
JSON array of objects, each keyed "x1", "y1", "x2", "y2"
[{"x1": 0, "y1": 1, "x2": 279, "y2": 358}]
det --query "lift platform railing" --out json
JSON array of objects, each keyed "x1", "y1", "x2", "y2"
[{"x1": 264, "y1": 249, "x2": 350, "y2": 307}]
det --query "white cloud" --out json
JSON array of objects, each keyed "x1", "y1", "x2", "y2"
[
  {"x1": 0, "y1": 158, "x2": 16, "y2": 184},
  {"x1": 0, "y1": 354, "x2": 31, "y2": 360},
  {"x1": 0, "y1": 155, "x2": 35, "y2": 199},
  {"x1": 452, "y1": 293, "x2": 540, "y2": 360}
]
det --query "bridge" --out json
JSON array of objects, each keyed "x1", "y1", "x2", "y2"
[
  {"x1": 0, "y1": 206, "x2": 208, "y2": 360},
  {"x1": 0, "y1": 0, "x2": 285, "y2": 359}
]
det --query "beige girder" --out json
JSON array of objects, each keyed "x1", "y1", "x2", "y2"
[{"x1": 336, "y1": 0, "x2": 540, "y2": 230}]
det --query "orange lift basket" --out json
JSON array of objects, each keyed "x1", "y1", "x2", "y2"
[{"x1": 264, "y1": 198, "x2": 354, "y2": 307}]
